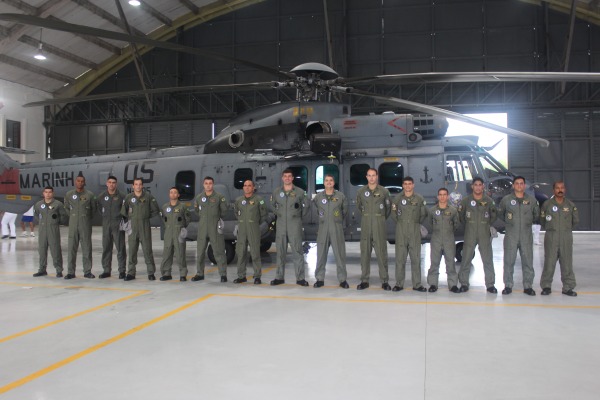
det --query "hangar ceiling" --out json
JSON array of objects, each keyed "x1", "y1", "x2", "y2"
[
  {"x1": 0, "y1": 0, "x2": 599, "y2": 99},
  {"x1": 0, "y1": 0, "x2": 264, "y2": 96}
]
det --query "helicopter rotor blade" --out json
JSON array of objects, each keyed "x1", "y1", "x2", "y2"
[
  {"x1": 0, "y1": 13, "x2": 295, "y2": 80},
  {"x1": 341, "y1": 71, "x2": 600, "y2": 85},
  {"x1": 22, "y1": 82, "x2": 277, "y2": 107},
  {"x1": 337, "y1": 88, "x2": 550, "y2": 147}
]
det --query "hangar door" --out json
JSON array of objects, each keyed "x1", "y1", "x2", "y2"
[{"x1": 508, "y1": 108, "x2": 600, "y2": 230}]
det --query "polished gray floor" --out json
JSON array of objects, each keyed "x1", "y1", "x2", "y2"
[{"x1": 1, "y1": 228, "x2": 599, "y2": 399}]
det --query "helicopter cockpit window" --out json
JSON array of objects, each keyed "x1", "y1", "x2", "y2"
[
  {"x1": 175, "y1": 170, "x2": 195, "y2": 201},
  {"x1": 234, "y1": 168, "x2": 253, "y2": 190},
  {"x1": 479, "y1": 154, "x2": 508, "y2": 179},
  {"x1": 446, "y1": 155, "x2": 476, "y2": 182},
  {"x1": 379, "y1": 162, "x2": 404, "y2": 194},
  {"x1": 350, "y1": 164, "x2": 370, "y2": 186},
  {"x1": 288, "y1": 166, "x2": 308, "y2": 191},
  {"x1": 315, "y1": 165, "x2": 340, "y2": 192}
]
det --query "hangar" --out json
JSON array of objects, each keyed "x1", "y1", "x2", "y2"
[{"x1": 0, "y1": 0, "x2": 599, "y2": 398}]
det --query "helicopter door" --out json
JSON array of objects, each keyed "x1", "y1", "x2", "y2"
[
  {"x1": 344, "y1": 161, "x2": 373, "y2": 241},
  {"x1": 445, "y1": 154, "x2": 479, "y2": 204},
  {"x1": 306, "y1": 163, "x2": 341, "y2": 239}
]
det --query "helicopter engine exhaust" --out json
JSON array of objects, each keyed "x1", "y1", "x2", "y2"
[
  {"x1": 228, "y1": 130, "x2": 245, "y2": 148},
  {"x1": 306, "y1": 122, "x2": 341, "y2": 155}
]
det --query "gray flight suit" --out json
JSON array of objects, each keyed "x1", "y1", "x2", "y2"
[
  {"x1": 34, "y1": 199, "x2": 68, "y2": 274},
  {"x1": 64, "y1": 189, "x2": 97, "y2": 276},
  {"x1": 498, "y1": 193, "x2": 540, "y2": 290},
  {"x1": 234, "y1": 194, "x2": 267, "y2": 279},
  {"x1": 313, "y1": 190, "x2": 348, "y2": 283},
  {"x1": 356, "y1": 185, "x2": 391, "y2": 284},
  {"x1": 194, "y1": 191, "x2": 228, "y2": 277},
  {"x1": 427, "y1": 204, "x2": 460, "y2": 287},
  {"x1": 271, "y1": 186, "x2": 309, "y2": 281},
  {"x1": 391, "y1": 192, "x2": 428, "y2": 288},
  {"x1": 121, "y1": 191, "x2": 160, "y2": 277},
  {"x1": 97, "y1": 190, "x2": 127, "y2": 275},
  {"x1": 458, "y1": 194, "x2": 497, "y2": 288},
  {"x1": 160, "y1": 201, "x2": 190, "y2": 277},
  {"x1": 540, "y1": 197, "x2": 579, "y2": 291}
]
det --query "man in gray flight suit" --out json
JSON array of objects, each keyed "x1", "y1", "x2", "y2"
[
  {"x1": 313, "y1": 174, "x2": 349, "y2": 289},
  {"x1": 270, "y1": 169, "x2": 310, "y2": 287},
  {"x1": 233, "y1": 180, "x2": 267, "y2": 284},
  {"x1": 121, "y1": 177, "x2": 160, "y2": 281},
  {"x1": 160, "y1": 187, "x2": 190, "y2": 281},
  {"x1": 426, "y1": 188, "x2": 460, "y2": 293},
  {"x1": 391, "y1": 176, "x2": 428, "y2": 292},
  {"x1": 64, "y1": 175, "x2": 97, "y2": 279},
  {"x1": 458, "y1": 177, "x2": 498, "y2": 293},
  {"x1": 192, "y1": 176, "x2": 229, "y2": 283},
  {"x1": 97, "y1": 175, "x2": 127, "y2": 279},
  {"x1": 498, "y1": 176, "x2": 540, "y2": 296},
  {"x1": 357, "y1": 168, "x2": 392, "y2": 291},
  {"x1": 33, "y1": 186, "x2": 68, "y2": 277},
  {"x1": 540, "y1": 181, "x2": 579, "y2": 297}
]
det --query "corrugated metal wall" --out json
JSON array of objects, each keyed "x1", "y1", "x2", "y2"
[{"x1": 509, "y1": 109, "x2": 600, "y2": 229}]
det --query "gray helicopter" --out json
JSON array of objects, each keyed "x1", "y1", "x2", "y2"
[{"x1": 1, "y1": 13, "x2": 600, "y2": 263}]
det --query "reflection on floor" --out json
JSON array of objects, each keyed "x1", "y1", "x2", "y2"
[{"x1": 0, "y1": 228, "x2": 598, "y2": 399}]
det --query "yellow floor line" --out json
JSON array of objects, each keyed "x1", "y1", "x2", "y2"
[
  {"x1": 0, "y1": 285, "x2": 149, "y2": 344},
  {"x1": 0, "y1": 294, "x2": 215, "y2": 395}
]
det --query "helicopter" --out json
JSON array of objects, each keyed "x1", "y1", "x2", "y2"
[{"x1": 1, "y1": 13, "x2": 599, "y2": 263}]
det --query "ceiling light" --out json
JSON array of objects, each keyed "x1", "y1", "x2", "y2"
[
  {"x1": 34, "y1": 29, "x2": 46, "y2": 60},
  {"x1": 129, "y1": 0, "x2": 141, "y2": 6}
]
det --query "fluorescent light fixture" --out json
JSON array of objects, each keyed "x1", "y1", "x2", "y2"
[
  {"x1": 34, "y1": 42, "x2": 46, "y2": 60},
  {"x1": 129, "y1": 0, "x2": 141, "y2": 6}
]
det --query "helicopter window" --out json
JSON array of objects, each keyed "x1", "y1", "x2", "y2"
[
  {"x1": 446, "y1": 155, "x2": 476, "y2": 182},
  {"x1": 288, "y1": 166, "x2": 308, "y2": 191},
  {"x1": 479, "y1": 154, "x2": 508, "y2": 179},
  {"x1": 234, "y1": 168, "x2": 253, "y2": 190},
  {"x1": 175, "y1": 171, "x2": 195, "y2": 201},
  {"x1": 350, "y1": 164, "x2": 370, "y2": 186},
  {"x1": 379, "y1": 163, "x2": 404, "y2": 194},
  {"x1": 315, "y1": 165, "x2": 340, "y2": 192}
]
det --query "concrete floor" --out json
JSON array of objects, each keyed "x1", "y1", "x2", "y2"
[{"x1": 0, "y1": 228, "x2": 598, "y2": 399}]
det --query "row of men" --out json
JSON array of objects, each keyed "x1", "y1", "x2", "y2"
[{"x1": 31, "y1": 169, "x2": 578, "y2": 296}]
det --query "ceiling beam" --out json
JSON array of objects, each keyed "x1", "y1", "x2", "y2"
[
  {"x1": 53, "y1": 0, "x2": 266, "y2": 98},
  {"x1": 518, "y1": 0, "x2": 600, "y2": 25},
  {"x1": 18, "y1": 34, "x2": 99, "y2": 70},
  {"x1": 0, "y1": 54, "x2": 75, "y2": 84},
  {"x1": 179, "y1": 0, "x2": 199, "y2": 14},
  {"x1": 46, "y1": 16, "x2": 122, "y2": 55},
  {"x1": 1, "y1": 0, "x2": 37, "y2": 14},
  {"x1": 139, "y1": 1, "x2": 173, "y2": 27},
  {"x1": 0, "y1": 0, "x2": 70, "y2": 51},
  {"x1": 70, "y1": 0, "x2": 146, "y2": 36}
]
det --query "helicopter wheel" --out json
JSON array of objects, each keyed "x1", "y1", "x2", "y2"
[
  {"x1": 207, "y1": 242, "x2": 236, "y2": 265},
  {"x1": 455, "y1": 242, "x2": 464, "y2": 262}
]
